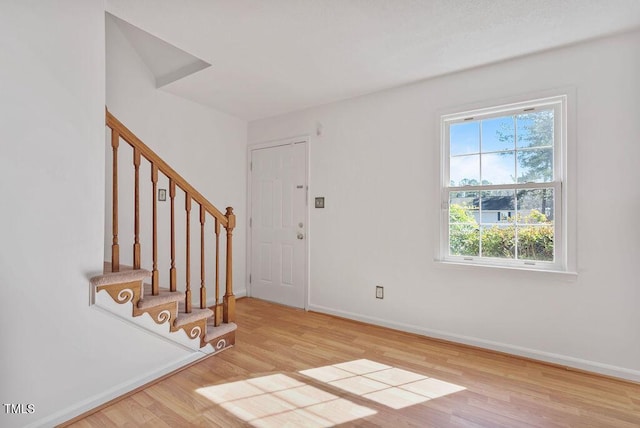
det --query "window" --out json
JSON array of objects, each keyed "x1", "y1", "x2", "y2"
[{"x1": 441, "y1": 96, "x2": 567, "y2": 271}]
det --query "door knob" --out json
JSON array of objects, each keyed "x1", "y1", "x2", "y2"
[{"x1": 297, "y1": 233, "x2": 304, "y2": 240}]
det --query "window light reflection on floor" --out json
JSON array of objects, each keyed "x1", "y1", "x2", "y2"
[
  {"x1": 299, "y1": 359, "x2": 466, "y2": 410},
  {"x1": 196, "y1": 373, "x2": 376, "y2": 427},
  {"x1": 196, "y1": 359, "x2": 465, "y2": 427}
]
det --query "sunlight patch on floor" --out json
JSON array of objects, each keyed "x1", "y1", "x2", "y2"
[
  {"x1": 196, "y1": 373, "x2": 376, "y2": 427},
  {"x1": 196, "y1": 359, "x2": 465, "y2": 426},
  {"x1": 300, "y1": 359, "x2": 466, "y2": 410}
]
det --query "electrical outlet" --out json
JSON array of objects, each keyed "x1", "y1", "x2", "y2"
[{"x1": 376, "y1": 286, "x2": 384, "y2": 299}]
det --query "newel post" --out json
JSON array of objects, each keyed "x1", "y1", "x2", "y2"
[{"x1": 223, "y1": 207, "x2": 236, "y2": 323}]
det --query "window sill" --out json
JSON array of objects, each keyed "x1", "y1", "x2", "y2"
[{"x1": 433, "y1": 259, "x2": 578, "y2": 282}]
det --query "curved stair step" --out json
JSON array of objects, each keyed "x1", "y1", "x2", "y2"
[
  {"x1": 204, "y1": 320, "x2": 236, "y2": 353},
  {"x1": 174, "y1": 305, "x2": 213, "y2": 327},
  {"x1": 91, "y1": 269, "x2": 150, "y2": 306},
  {"x1": 139, "y1": 284, "x2": 185, "y2": 309},
  {"x1": 90, "y1": 269, "x2": 150, "y2": 287},
  {"x1": 204, "y1": 320, "x2": 236, "y2": 343},
  {"x1": 134, "y1": 301, "x2": 177, "y2": 325}
]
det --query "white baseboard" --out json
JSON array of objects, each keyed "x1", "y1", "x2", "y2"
[
  {"x1": 25, "y1": 353, "x2": 205, "y2": 428},
  {"x1": 308, "y1": 304, "x2": 640, "y2": 383}
]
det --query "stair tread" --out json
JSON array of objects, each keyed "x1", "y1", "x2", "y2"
[
  {"x1": 174, "y1": 304, "x2": 213, "y2": 327},
  {"x1": 204, "y1": 321, "x2": 237, "y2": 343},
  {"x1": 90, "y1": 269, "x2": 150, "y2": 287},
  {"x1": 138, "y1": 284, "x2": 185, "y2": 309}
]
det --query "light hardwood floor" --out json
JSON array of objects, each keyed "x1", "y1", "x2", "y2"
[{"x1": 66, "y1": 298, "x2": 640, "y2": 427}]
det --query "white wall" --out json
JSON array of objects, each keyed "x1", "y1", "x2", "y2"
[
  {"x1": 105, "y1": 15, "x2": 247, "y2": 301},
  {"x1": 249, "y1": 30, "x2": 640, "y2": 381},
  {"x1": 0, "y1": 3, "x2": 211, "y2": 427}
]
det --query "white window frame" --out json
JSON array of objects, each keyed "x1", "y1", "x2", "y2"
[{"x1": 440, "y1": 95, "x2": 568, "y2": 272}]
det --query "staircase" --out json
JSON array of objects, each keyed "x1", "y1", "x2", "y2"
[{"x1": 90, "y1": 110, "x2": 236, "y2": 354}]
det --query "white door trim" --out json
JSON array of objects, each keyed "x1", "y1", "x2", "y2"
[{"x1": 246, "y1": 136, "x2": 310, "y2": 309}]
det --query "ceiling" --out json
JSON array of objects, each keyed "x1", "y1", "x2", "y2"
[{"x1": 106, "y1": 0, "x2": 640, "y2": 121}]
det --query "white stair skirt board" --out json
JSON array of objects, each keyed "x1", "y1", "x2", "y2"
[
  {"x1": 94, "y1": 287, "x2": 215, "y2": 353},
  {"x1": 308, "y1": 304, "x2": 640, "y2": 383}
]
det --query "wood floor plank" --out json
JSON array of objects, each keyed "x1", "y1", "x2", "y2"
[{"x1": 65, "y1": 298, "x2": 640, "y2": 427}]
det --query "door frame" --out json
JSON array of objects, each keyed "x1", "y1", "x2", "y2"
[{"x1": 246, "y1": 135, "x2": 310, "y2": 309}]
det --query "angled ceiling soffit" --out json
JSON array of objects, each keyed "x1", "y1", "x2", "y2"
[{"x1": 107, "y1": 12, "x2": 210, "y2": 88}]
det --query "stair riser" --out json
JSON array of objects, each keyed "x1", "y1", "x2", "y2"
[
  {"x1": 134, "y1": 301, "x2": 177, "y2": 326},
  {"x1": 171, "y1": 318, "x2": 207, "y2": 345},
  {"x1": 96, "y1": 280, "x2": 142, "y2": 306},
  {"x1": 209, "y1": 330, "x2": 235, "y2": 354}
]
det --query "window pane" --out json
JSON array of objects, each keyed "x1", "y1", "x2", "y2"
[
  {"x1": 442, "y1": 98, "x2": 563, "y2": 269},
  {"x1": 480, "y1": 225, "x2": 515, "y2": 258},
  {"x1": 481, "y1": 151, "x2": 515, "y2": 185},
  {"x1": 480, "y1": 190, "x2": 515, "y2": 224},
  {"x1": 449, "y1": 191, "x2": 479, "y2": 224},
  {"x1": 517, "y1": 148, "x2": 553, "y2": 183},
  {"x1": 450, "y1": 191, "x2": 480, "y2": 257},
  {"x1": 481, "y1": 116, "x2": 514, "y2": 152},
  {"x1": 450, "y1": 122, "x2": 479, "y2": 156},
  {"x1": 450, "y1": 224, "x2": 479, "y2": 256},
  {"x1": 516, "y1": 110, "x2": 553, "y2": 149},
  {"x1": 517, "y1": 188, "x2": 554, "y2": 222},
  {"x1": 516, "y1": 188, "x2": 554, "y2": 261},
  {"x1": 450, "y1": 154, "x2": 479, "y2": 186},
  {"x1": 517, "y1": 225, "x2": 554, "y2": 261}
]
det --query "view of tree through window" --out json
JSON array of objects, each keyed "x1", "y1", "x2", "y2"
[{"x1": 445, "y1": 102, "x2": 561, "y2": 265}]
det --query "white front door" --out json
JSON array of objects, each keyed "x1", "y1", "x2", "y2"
[{"x1": 250, "y1": 141, "x2": 308, "y2": 308}]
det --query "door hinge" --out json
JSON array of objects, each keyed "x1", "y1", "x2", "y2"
[
  {"x1": 250, "y1": 161, "x2": 253, "y2": 171},
  {"x1": 249, "y1": 274, "x2": 252, "y2": 284},
  {"x1": 250, "y1": 217, "x2": 252, "y2": 227}
]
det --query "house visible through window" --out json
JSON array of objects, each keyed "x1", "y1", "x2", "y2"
[{"x1": 441, "y1": 96, "x2": 566, "y2": 271}]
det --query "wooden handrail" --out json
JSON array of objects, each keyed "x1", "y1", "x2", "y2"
[
  {"x1": 106, "y1": 110, "x2": 228, "y2": 227},
  {"x1": 106, "y1": 109, "x2": 235, "y2": 324}
]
